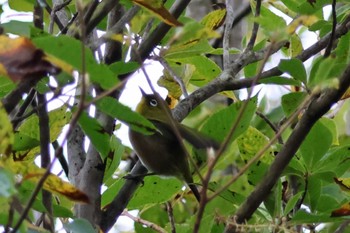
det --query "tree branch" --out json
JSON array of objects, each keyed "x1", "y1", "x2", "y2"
[
  {"x1": 172, "y1": 14, "x2": 350, "y2": 122},
  {"x1": 224, "y1": 61, "x2": 350, "y2": 233}
]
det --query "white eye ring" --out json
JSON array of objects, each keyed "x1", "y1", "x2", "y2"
[{"x1": 150, "y1": 99, "x2": 158, "y2": 107}]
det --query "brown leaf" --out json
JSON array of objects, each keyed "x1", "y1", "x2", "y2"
[
  {"x1": 331, "y1": 202, "x2": 350, "y2": 217},
  {"x1": 0, "y1": 36, "x2": 60, "y2": 82}
]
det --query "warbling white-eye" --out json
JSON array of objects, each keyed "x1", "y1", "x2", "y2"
[{"x1": 128, "y1": 89, "x2": 219, "y2": 202}]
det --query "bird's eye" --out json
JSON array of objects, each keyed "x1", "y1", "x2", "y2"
[{"x1": 150, "y1": 99, "x2": 158, "y2": 107}]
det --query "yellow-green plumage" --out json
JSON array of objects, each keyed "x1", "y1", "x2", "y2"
[{"x1": 129, "y1": 89, "x2": 219, "y2": 202}]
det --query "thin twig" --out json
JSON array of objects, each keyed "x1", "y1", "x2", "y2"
[
  {"x1": 255, "y1": 111, "x2": 284, "y2": 144},
  {"x1": 37, "y1": 93, "x2": 54, "y2": 232},
  {"x1": 90, "y1": 6, "x2": 140, "y2": 50},
  {"x1": 155, "y1": 56, "x2": 189, "y2": 97},
  {"x1": 49, "y1": 0, "x2": 71, "y2": 34},
  {"x1": 324, "y1": 0, "x2": 337, "y2": 57},
  {"x1": 12, "y1": 88, "x2": 36, "y2": 129},
  {"x1": 245, "y1": 0, "x2": 261, "y2": 51},
  {"x1": 84, "y1": 0, "x2": 99, "y2": 26},
  {"x1": 122, "y1": 210, "x2": 167, "y2": 233},
  {"x1": 166, "y1": 202, "x2": 176, "y2": 233}
]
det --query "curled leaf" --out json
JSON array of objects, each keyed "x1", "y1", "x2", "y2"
[
  {"x1": 132, "y1": 0, "x2": 182, "y2": 27},
  {"x1": 331, "y1": 202, "x2": 350, "y2": 217},
  {"x1": 0, "y1": 36, "x2": 60, "y2": 82}
]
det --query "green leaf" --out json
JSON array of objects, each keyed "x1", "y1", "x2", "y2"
[
  {"x1": 1, "y1": 21, "x2": 32, "y2": 37},
  {"x1": 315, "y1": 145, "x2": 350, "y2": 176},
  {"x1": 291, "y1": 210, "x2": 337, "y2": 224},
  {"x1": 278, "y1": 59, "x2": 307, "y2": 84},
  {"x1": 109, "y1": 61, "x2": 139, "y2": 75},
  {"x1": 281, "y1": 0, "x2": 331, "y2": 15},
  {"x1": 0, "y1": 168, "x2": 16, "y2": 198},
  {"x1": 165, "y1": 39, "x2": 214, "y2": 59},
  {"x1": 283, "y1": 192, "x2": 303, "y2": 216},
  {"x1": 78, "y1": 112, "x2": 111, "y2": 160},
  {"x1": 320, "y1": 117, "x2": 338, "y2": 145},
  {"x1": 128, "y1": 176, "x2": 183, "y2": 209},
  {"x1": 317, "y1": 195, "x2": 341, "y2": 213},
  {"x1": 103, "y1": 136, "x2": 124, "y2": 183},
  {"x1": 95, "y1": 96, "x2": 156, "y2": 135},
  {"x1": 201, "y1": 97, "x2": 257, "y2": 143},
  {"x1": 53, "y1": 204, "x2": 74, "y2": 218},
  {"x1": 63, "y1": 218, "x2": 96, "y2": 233},
  {"x1": 257, "y1": 6, "x2": 287, "y2": 40},
  {"x1": 8, "y1": 0, "x2": 34, "y2": 12},
  {"x1": 281, "y1": 92, "x2": 307, "y2": 117},
  {"x1": 174, "y1": 55, "x2": 221, "y2": 87},
  {"x1": 33, "y1": 36, "x2": 118, "y2": 89},
  {"x1": 307, "y1": 175, "x2": 322, "y2": 212},
  {"x1": 14, "y1": 106, "x2": 70, "y2": 151},
  {"x1": 13, "y1": 134, "x2": 39, "y2": 151},
  {"x1": 299, "y1": 121, "x2": 332, "y2": 171},
  {"x1": 264, "y1": 181, "x2": 282, "y2": 218},
  {"x1": 259, "y1": 76, "x2": 302, "y2": 86},
  {"x1": 289, "y1": 34, "x2": 304, "y2": 57},
  {"x1": 0, "y1": 76, "x2": 16, "y2": 98},
  {"x1": 237, "y1": 126, "x2": 273, "y2": 185}
]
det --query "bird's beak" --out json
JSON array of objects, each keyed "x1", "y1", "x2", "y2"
[{"x1": 139, "y1": 87, "x2": 147, "y2": 97}]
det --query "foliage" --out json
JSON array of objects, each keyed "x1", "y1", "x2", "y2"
[{"x1": 1, "y1": 0, "x2": 350, "y2": 232}]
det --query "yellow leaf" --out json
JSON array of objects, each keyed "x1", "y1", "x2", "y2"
[
  {"x1": 238, "y1": 126, "x2": 273, "y2": 163},
  {"x1": 287, "y1": 15, "x2": 318, "y2": 35},
  {"x1": 0, "y1": 104, "x2": 13, "y2": 155},
  {"x1": 201, "y1": 7, "x2": 226, "y2": 30},
  {"x1": 43, "y1": 54, "x2": 74, "y2": 75},
  {"x1": 334, "y1": 177, "x2": 350, "y2": 192},
  {"x1": 1, "y1": 158, "x2": 89, "y2": 203},
  {"x1": 131, "y1": 0, "x2": 182, "y2": 27}
]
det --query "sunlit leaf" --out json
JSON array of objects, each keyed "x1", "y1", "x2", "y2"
[
  {"x1": 14, "y1": 106, "x2": 71, "y2": 152},
  {"x1": 200, "y1": 6, "x2": 226, "y2": 30},
  {"x1": 131, "y1": 0, "x2": 182, "y2": 27}
]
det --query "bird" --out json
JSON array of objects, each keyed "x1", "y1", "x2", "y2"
[{"x1": 128, "y1": 88, "x2": 219, "y2": 202}]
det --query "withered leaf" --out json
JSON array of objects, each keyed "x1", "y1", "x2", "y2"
[
  {"x1": 0, "y1": 36, "x2": 60, "y2": 82},
  {"x1": 331, "y1": 202, "x2": 350, "y2": 217}
]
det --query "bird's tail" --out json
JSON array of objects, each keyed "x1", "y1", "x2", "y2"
[{"x1": 189, "y1": 183, "x2": 201, "y2": 202}]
